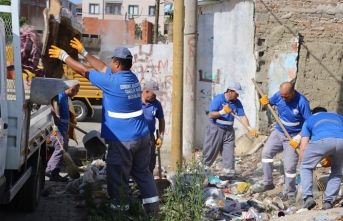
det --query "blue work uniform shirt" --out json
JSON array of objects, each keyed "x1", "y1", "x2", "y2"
[
  {"x1": 302, "y1": 112, "x2": 343, "y2": 141},
  {"x1": 57, "y1": 92, "x2": 69, "y2": 132},
  {"x1": 209, "y1": 93, "x2": 245, "y2": 128},
  {"x1": 142, "y1": 99, "x2": 164, "y2": 134},
  {"x1": 269, "y1": 91, "x2": 311, "y2": 134},
  {"x1": 89, "y1": 67, "x2": 149, "y2": 142}
]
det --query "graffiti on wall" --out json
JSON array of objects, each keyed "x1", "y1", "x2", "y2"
[
  {"x1": 268, "y1": 37, "x2": 299, "y2": 96},
  {"x1": 131, "y1": 44, "x2": 173, "y2": 135}
]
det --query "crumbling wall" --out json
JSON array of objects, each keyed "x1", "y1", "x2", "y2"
[{"x1": 254, "y1": 0, "x2": 343, "y2": 134}]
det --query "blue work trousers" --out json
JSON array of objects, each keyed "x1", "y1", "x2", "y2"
[{"x1": 300, "y1": 138, "x2": 343, "y2": 203}]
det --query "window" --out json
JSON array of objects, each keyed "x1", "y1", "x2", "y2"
[
  {"x1": 164, "y1": 3, "x2": 173, "y2": 16},
  {"x1": 128, "y1": 5, "x2": 139, "y2": 15},
  {"x1": 76, "y1": 8, "x2": 82, "y2": 16},
  {"x1": 149, "y1": 6, "x2": 155, "y2": 16},
  {"x1": 89, "y1": 4, "x2": 100, "y2": 14},
  {"x1": 106, "y1": 3, "x2": 122, "y2": 14}
]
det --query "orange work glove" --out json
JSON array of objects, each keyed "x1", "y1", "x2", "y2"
[
  {"x1": 247, "y1": 127, "x2": 259, "y2": 137},
  {"x1": 52, "y1": 125, "x2": 58, "y2": 136},
  {"x1": 70, "y1": 37, "x2": 88, "y2": 57},
  {"x1": 320, "y1": 157, "x2": 331, "y2": 167},
  {"x1": 289, "y1": 134, "x2": 301, "y2": 149},
  {"x1": 155, "y1": 136, "x2": 163, "y2": 148},
  {"x1": 219, "y1": 104, "x2": 231, "y2": 115},
  {"x1": 260, "y1": 95, "x2": 269, "y2": 106}
]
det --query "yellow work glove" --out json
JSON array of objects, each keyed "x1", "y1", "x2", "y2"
[
  {"x1": 320, "y1": 157, "x2": 331, "y2": 167},
  {"x1": 247, "y1": 127, "x2": 259, "y2": 137},
  {"x1": 155, "y1": 136, "x2": 163, "y2": 148},
  {"x1": 289, "y1": 134, "x2": 301, "y2": 149},
  {"x1": 49, "y1": 45, "x2": 70, "y2": 62},
  {"x1": 70, "y1": 37, "x2": 88, "y2": 57},
  {"x1": 219, "y1": 104, "x2": 231, "y2": 115},
  {"x1": 260, "y1": 95, "x2": 269, "y2": 106}
]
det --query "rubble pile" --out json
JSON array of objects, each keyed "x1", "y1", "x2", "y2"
[
  {"x1": 194, "y1": 148, "x2": 343, "y2": 221},
  {"x1": 40, "y1": 148, "x2": 343, "y2": 221}
]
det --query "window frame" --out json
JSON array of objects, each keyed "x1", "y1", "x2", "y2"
[
  {"x1": 89, "y1": 3, "x2": 100, "y2": 14},
  {"x1": 148, "y1": 5, "x2": 155, "y2": 16},
  {"x1": 105, "y1": 2, "x2": 122, "y2": 15},
  {"x1": 128, "y1": 5, "x2": 139, "y2": 16}
]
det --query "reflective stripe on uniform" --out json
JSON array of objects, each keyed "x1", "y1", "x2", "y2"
[
  {"x1": 216, "y1": 119, "x2": 234, "y2": 126},
  {"x1": 314, "y1": 119, "x2": 342, "y2": 128},
  {"x1": 60, "y1": 118, "x2": 69, "y2": 123},
  {"x1": 223, "y1": 168, "x2": 235, "y2": 174},
  {"x1": 108, "y1": 109, "x2": 143, "y2": 119},
  {"x1": 142, "y1": 196, "x2": 159, "y2": 204},
  {"x1": 280, "y1": 119, "x2": 300, "y2": 127},
  {"x1": 262, "y1": 159, "x2": 273, "y2": 163},
  {"x1": 285, "y1": 172, "x2": 297, "y2": 178},
  {"x1": 110, "y1": 203, "x2": 129, "y2": 210}
]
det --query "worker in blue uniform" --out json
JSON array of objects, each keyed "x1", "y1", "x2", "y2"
[
  {"x1": 48, "y1": 39, "x2": 159, "y2": 219},
  {"x1": 300, "y1": 107, "x2": 343, "y2": 210}
]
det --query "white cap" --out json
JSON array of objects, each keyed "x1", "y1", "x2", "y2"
[
  {"x1": 227, "y1": 81, "x2": 244, "y2": 95},
  {"x1": 143, "y1": 80, "x2": 163, "y2": 96}
]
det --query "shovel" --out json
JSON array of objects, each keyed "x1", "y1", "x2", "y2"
[
  {"x1": 154, "y1": 129, "x2": 171, "y2": 200},
  {"x1": 231, "y1": 112, "x2": 266, "y2": 146},
  {"x1": 68, "y1": 122, "x2": 107, "y2": 158},
  {"x1": 251, "y1": 79, "x2": 299, "y2": 155}
]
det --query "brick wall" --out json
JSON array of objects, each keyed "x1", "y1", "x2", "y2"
[
  {"x1": 20, "y1": 0, "x2": 46, "y2": 30},
  {"x1": 83, "y1": 17, "x2": 153, "y2": 49},
  {"x1": 254, "y1": 0, "x2": 343, "y2": 134}
]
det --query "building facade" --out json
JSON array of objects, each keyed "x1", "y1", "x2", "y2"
[{"x1": 81, "y1": 0, "x2": 172, "y2": 34}]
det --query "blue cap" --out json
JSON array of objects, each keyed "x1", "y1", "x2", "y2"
[
  {"x1": 227, "y1": 81, "x2": 244, "y2": 94},
  {"x1": 107, "y1": 46, "x2": 133, "y2": 59}
]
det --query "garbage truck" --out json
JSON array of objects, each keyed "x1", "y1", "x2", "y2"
[{"x1": 0, "y1": 1, "x2": 79, "y2": 211}]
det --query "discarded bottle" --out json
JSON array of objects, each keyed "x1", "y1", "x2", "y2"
[
  {"x1": 285, "y1": 206, "x2": 296, "y2": 215},
  {"x1": 248, "y1": 207, "x2": 259, "y2": 219}
]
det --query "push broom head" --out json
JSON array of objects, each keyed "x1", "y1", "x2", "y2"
[{"x1": 62, "y1": 150, "x2": 80, "y2": 179}]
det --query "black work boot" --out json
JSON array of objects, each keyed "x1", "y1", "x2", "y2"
[
  {"x1": 253, "y1": 184, "x2": 275, "y2": 193},
  {"x1": 322, "y1": 201, "x2": 332, "y2": 210},
  {"x1": 302, "y1": 196, "x2": 316, "y2": 210},
  {"x1": 49, "y1": 174, "x2": 68, "y2": 182}
]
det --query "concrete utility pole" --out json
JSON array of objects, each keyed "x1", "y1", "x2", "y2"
[
  {"x1": 170, "y1": 0, "x2": 184, "y2": 172},
  {"x1": 183, "y1": 0, "x2": 197, "y2": 157},
  {"x1": 154, "y1": 0, "x2": 160, "y2": 44}
]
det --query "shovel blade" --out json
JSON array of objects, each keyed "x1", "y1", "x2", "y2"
[{"x1": 30, "y1": 78, "x2": 79, "y2": 105}]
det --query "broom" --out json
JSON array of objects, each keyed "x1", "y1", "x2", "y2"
[{"x1": 54, "y1": 131, "x2": 80, "y2": 179}]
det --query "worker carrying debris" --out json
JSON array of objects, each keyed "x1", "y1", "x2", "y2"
[
  {"x1": 46, "y1": 84, "x2": 80, "y2": 182},
  {"x1": 48, "y1": 39, "x2": 160, "y2": 218},
  {"x1": 202, "y1": 81, "x2": 258, "y2": 181},
  {"x1": 253, "y1": 82, "x2": 311, "y2": 205},
  {"x1": 299, "y1": 107, "x2": 343, "y2": 210},
  {"x1": 141, "y1": 80, "x2": 165, "y2": 174}
]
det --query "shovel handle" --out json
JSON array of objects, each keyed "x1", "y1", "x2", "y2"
[
  {"x1": 251, "y1": 79, "x2": 299, "y2": 153},
  {"x1": 68, "y1": 122, "x2": 88, "y2": 135},
  {"x1": 156, "y1": 129, "x2": 163, "y2": 179}
]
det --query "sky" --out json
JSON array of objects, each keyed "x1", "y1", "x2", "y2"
[{"x1": 70, "y1": 0, "x2": 82, "y2": 4}]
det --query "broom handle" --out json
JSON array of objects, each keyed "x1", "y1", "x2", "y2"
[
  {"x1": 68, "y1": 122, "x2": 88, "y2": 135},
  {"x1": 251, "y1": 79, "x2": 299, "y2": 154},
  {"x1": 231, "y1": 112, "x2": 266, "y2": 145},
  {"x1": 156, "y1": 129, "x2": 162, "y2": 179},
  {"x1": 55, "y1": 134, "x2": 65, "y2": 152}
]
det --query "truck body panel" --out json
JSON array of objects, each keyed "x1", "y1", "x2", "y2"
[{"x1": 0, "y1": 1, "x2": 64, "y2": 210}]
